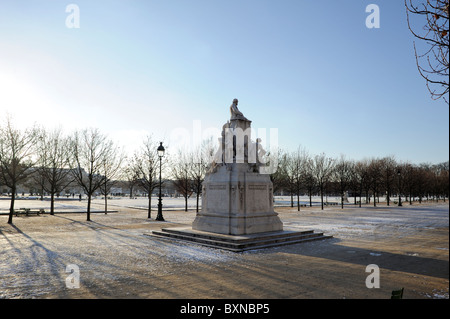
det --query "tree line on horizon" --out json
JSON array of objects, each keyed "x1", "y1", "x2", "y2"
[
  {"x1": 0, "y1": 117, "x2": 215, "y2": 224},
  {"x1": 0, "y1": 118, "x2": 448, "y2": 224},
  {"x1": 270, "y1": 147, "x2": 449, "y2": 211}
]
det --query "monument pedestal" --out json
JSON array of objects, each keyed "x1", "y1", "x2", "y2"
[{"x1": 192, "y1": 164, "x2": 283, "y2": 235}]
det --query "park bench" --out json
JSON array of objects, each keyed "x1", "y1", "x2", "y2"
[
  {"x1": 391, "y1": 288, "x2": 404, "y2": 299},
  {"x1": 324, "y1": 202, "x2": 339, "y2": 206},
  {"x1": 14, "y1": 208, "x2": 45, "y2": 216}
]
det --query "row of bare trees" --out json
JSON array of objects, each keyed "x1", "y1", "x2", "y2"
[
  {"x1": 1, "y1": 118, "x2": 449, "y2": 224},
  {"x1": 0, "y1": 118, "x2": 213, "y2": 223},
  {"x1": 0, "y1": 118, "x2": 126, "y2": 223},
  {"x1": 121, "y1": 138, "x2": 215, "y2": 217},
  {"x1": 169, "y1": 140, "x2": 215, "y2": 213},
  {"x1": 271, "y1": 148, "x2": 449, "y2": 210}
]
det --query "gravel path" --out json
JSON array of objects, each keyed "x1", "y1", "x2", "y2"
[{"x1": 0, "y1": 200, "x2": 448, "y2": 299}]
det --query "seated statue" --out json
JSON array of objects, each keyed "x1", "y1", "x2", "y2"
[{"x1": 229, "y1": 98, "x2": 248, "y2": 121}]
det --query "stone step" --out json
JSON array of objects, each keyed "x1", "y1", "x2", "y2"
[
  {"x1": 149, "y1": 227, "x2": 332, "y2": 252},
  {"x1": 152, "y1": 230, "x2": 321, "y2": 248},
  {"x1": 161, "y1": 227, "x2": 316, "y2": 242}
]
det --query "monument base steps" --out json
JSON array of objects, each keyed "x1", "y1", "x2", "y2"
[{"x1": 149, "y1": 227, "x2": 332, "y2": 252}]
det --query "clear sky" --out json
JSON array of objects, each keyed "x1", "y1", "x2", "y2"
[{"x1": 0, "y1": 0, "x2": 448, "y2": 164}]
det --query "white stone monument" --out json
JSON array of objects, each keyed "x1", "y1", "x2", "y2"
[
  {"x1": 192, "y1": 98, "x2": 283, "y2": 235},
  {"x1": 151, "y1": 99, "x2": 331, "y2": 251}
]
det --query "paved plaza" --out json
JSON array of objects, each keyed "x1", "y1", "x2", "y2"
[{"x1": 0, "y1": 197, "x2": 448, "y2": 299}]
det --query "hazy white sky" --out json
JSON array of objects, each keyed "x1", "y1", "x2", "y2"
[{"x1": 0, "y1": 0, "x2": 448, "y2": 164}]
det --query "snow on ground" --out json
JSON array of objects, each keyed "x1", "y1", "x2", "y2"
[
  {"x1": 0, "y1": 197, "x2": 448, "y2": 299},
  {"x1": 0, "y1": 214, "x2": 240, "y2": 298},
  {"x1": 0, "y1": 195, "x2": 358, "y2": 212}
]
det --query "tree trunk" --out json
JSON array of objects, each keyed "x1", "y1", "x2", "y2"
[
  {"x1": 104, "y1": 195, "x2": 108, "y2": 214},
  {"x1": 320, "y1": 185, "x2": 324, "y2": 210},
  {"x1": 196, "y1": 193, "x2": 200, "y2": 213},
  {"x1": 185, "y1": 196, "x2": 188, "y2": 212},
  {"x1": 50, "y1": 192, "x2": 55, "y2": 215},
  {"x1": 359, "y1": 185, "x2": 362, "y2": 207},
  {"x1": 87, "y1": 194, "x2": 91, "y2": 221},
  {"x1": 386, "y1": 190, "x2": 390, "y2": 206},
  {"x1": 309, "y1": 190, "x2": 312, "y2": 207},
  {"x1": 7, "y1": 186, "x2": 16, "y2": 224},
  {"x1": 297, "y1": 193, "x2": 300, "y2": 211},
  {"x1": 147, "y1": 194, "x2": 151, "y2": 219}
]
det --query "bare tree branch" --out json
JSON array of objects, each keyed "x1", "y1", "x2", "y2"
[{"x1": 405, "y1": 0, "x2": 449, "y2": 104}]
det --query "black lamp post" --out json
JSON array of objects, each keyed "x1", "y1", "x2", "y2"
[
  {"x1": 156, "y1": 142, "x2": 165, "y2": 221},
  {"x1": 397, "y1": 169, "x2": 402, "y2": 207}
]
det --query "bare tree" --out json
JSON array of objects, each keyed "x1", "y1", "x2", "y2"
[
  {"x1": 401, "y1": 162, "x2": 417, "y2": 204},
  {"x1": 437, "y1": 161, "x2": 449, "y2": 200},
  {"x1": 69, "y1": 128, "x2": 111, "y2": 221},
  {"x1": 417, "y1": 163, "x2": 434, "y2": 201},
  {"x1": 311, "y1": 153, "x2": 335, "y2": 210},
  {"x1": 29, "y1": 166, "x2": 46, "y2": 201},
  {"x1": 348, "y1": 160, "x2": 360, "y2": 206},
  {"x1": 133, "y1": 136, "x2": 162, "y2": 219},
  {"x1": 35, "y1": 127, "x2": 74, "y2": 215},
  {"x1": 368, "y1": 158, "x2": 383, "y2": 207},
  {"x1": 99, "y1": 142, "x2": 125, "y2": 213},
  {"x1": 171, "y1": 150, "x2": 194, "y2": 212},
  {"x1": 190, "y1": 140, "x2": 213, "y2": 212},
  {"x1": 123, "y1": 160, "x2": 140, "y2": 199},
  {"x1": 0, "y1": 118, "x2": 38, "y2": 224},
  {"x1": 354, "y1": 160, "x2": 371, "y2": 207},
  {"x1": 303, "y1": 160, "x2": 316, "y2": 207},
  {"x1": 430, "y1": 161, "x2": 449, "y2": 201},
  {"x1": 380, "y1": 156, "x2": 397, "y2": 206},
  {"x1": 405, "y1": 0, "x2": 449, "y2": 103},
  {"x1": 286, "y1": 147, "x2": 308, "y2": 211},
  {"x1": 269, "y1": 148, "x2": 289, "y2": 196},
  {"x1": 282, "y1": 152, "x2": 297, "y2": 208},
  {"x1": 333, "y1": 155, "x2": 353, "y2": 209}
]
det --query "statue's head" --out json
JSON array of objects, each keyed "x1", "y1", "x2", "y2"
[{"x1": 233, "y1": 98, "x2": 238, "y2": 105}]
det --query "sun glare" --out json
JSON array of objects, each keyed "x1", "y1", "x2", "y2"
[{"x1": 0, "y1": 71, "x2": 59, "y2": 128}]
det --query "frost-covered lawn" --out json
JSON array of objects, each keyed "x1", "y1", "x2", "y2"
[
  {"x1": 0, "y1": 201, "x2": 448, "y2": 299},
  {"x1": 0, "y1": 195, "x2": 380, "y2": 214}
]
